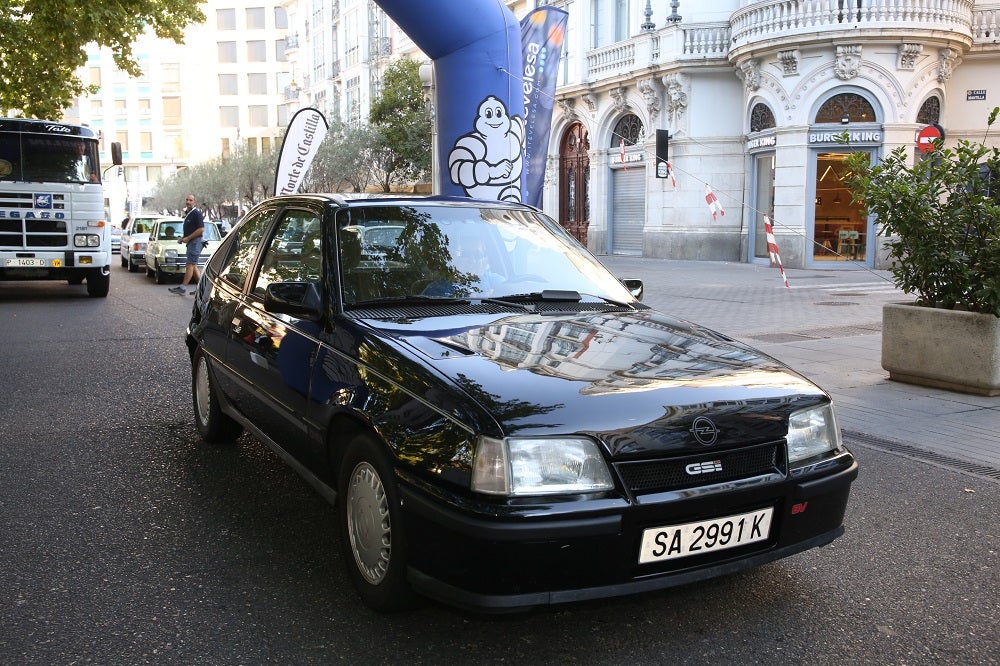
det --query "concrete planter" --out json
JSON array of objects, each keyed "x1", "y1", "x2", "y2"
[{"x1": 882, "y1": 302, "x2": 1000, "y2": 396}]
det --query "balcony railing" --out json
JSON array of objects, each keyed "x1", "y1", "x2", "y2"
[
  {"x1": 730, "y1": 0, "x2": 975, "y2": 49},
  {"x1": 585, "y1": 22, "x2": 731, "y2": 81},
  {"x1": 971, "y1": 5, "x2": 1000, "y2": 42}
]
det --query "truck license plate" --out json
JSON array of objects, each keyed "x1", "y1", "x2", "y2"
[{"x1": 3, "y1": 258, "x2": 46, "y2": 267}]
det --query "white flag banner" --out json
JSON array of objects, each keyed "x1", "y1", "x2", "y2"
[{"x1": 274, "y1": 107, "x2": 329, "y2": 196}]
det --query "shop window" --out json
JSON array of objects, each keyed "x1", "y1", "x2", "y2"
[
  {"x1": 750, "y1": 103, "x2": 776, "y2": 132},
  {"x1": 815, "y1": 93, "x2": 875, "y2": 124}
]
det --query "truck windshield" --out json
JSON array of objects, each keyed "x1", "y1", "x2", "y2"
[{"x1": 0, "y1": 132, "x2": 101, "y2": 184}]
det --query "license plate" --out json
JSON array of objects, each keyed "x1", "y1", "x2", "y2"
[
  {"x1": 3, "y1": 258, "x2": 46, "y2": 267},
  {"x1": 638, "y1": 507, "x2": 773, "y2": 564}
]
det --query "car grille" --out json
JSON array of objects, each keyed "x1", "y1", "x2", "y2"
[{"x1": 615, "y1": 442, "x2": 785, "y2": 495}]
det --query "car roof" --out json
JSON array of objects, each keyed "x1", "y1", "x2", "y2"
[{"x1": 255, "y1": 193, "x2": 538, "y2": 212}]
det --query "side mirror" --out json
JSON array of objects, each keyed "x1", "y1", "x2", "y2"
[
  {"x1": 264, "y1": 281, "x2": 322, "y2": 321},
  {"x1": 111, "y1": 142, "x2": 123, "y2": 166},
  {"x1": 620, "y1": 278, "x2": 644, "y2": 302}
]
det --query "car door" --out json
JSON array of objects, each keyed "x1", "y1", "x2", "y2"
[
  {"x1": 199, "y1": 206, "x2": 276, "y2": 403},
  {"x1": 227, "y1": 206, "x2": 324, "y2": 462}
]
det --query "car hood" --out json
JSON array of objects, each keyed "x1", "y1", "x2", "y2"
[{"x1": 357, "y1": 309, "x2": 827, "y2": 458}]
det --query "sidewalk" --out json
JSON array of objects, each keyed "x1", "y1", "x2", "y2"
[{"x1": 597, "y1": 255, "x2": 1000, "y2": 476}]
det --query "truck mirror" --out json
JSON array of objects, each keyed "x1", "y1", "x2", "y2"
[{"x1": 111, "y1": 142, "x2": 123, "y2": 166}]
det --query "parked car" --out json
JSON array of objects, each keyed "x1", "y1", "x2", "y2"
[
  {"x1": 121, "y1": 215, "x2": 179, "y2": 272},
  {"x1": 185, "y1": 194, "x2": 857, "y2": 612},
  {"x1": 110, "y1": 224, "x2": 122, "y2": 253},
  {"x1": 145, "y1": 218, "x2": 222, "y2": 283}
]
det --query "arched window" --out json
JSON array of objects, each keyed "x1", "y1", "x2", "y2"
[
  {"x1": 917, "y1": 96, "x2": 941, "y2": 125},
  {"x1": 611, "y1": 114, "x2": 643, "y2": 147},
  {"x1": 815, "y1": 93, "x2": 876, "y2": 123},
  {"x1": 750, "y1": 103, "x2": 776, "y2": 132}
]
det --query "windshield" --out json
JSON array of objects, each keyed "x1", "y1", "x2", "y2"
[
  {"x1": 0, "y1": 131, "x2": 101, "y2": 184},
  {"x1": 338, "y1": 204, "x2": 635, "y2": 307}
]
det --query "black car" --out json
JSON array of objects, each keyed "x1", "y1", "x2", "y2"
[{"x1": 186, "y1": 194, "x2": 857, "y2": 612}]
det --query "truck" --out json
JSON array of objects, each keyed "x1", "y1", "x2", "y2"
[{"x1": 0, "y1": 118, "x2": 122, "y2": 297}]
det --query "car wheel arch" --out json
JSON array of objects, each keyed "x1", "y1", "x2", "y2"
[{"x1": 325, "y1": 413, "x2": 387, "y2": 490}]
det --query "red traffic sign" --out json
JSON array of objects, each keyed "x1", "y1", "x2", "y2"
[{"x1": 917, "y1": 124, "x2": 943, "y2": 153}]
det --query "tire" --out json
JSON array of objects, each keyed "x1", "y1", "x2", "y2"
[
  {"x1": 128, "y1": 255, "x2": 138, "y2": 273},
  {"x1": 121, "y1": 254, "x2": 127, "y2": 268},
  {"x1": 145, "y1": 262, "x2": 154, "y2": 278},
  {"x1": 338, "y1": 435, "x2": 415, "y2": 612},
  {"x1": 86, "y1": 271, "x2": 110, "y2": 297},
  {"x1": 155, "y1": 261, "x2": 167, "y2": 284},
  {"x1": 192, "y1": 351, "x2": 242, "y2": 443}
]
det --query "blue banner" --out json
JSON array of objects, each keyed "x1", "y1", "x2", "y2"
[{"x1": 520, "y1": 7, "x2": 568, "y2": 208}]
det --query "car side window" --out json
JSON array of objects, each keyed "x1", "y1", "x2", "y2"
[
  {"x1": 252, "y1": 210, "x2": 323, "y2": 299},
  {"x1": 217, "y1": 208, "x2": 272, "y2": 290}
]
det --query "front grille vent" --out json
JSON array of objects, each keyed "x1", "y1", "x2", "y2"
[{"x1": 616, "y1": 442, "x2": 784, "y2": 495}]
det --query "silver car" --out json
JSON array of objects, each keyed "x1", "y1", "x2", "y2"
[{"x1": 121, "y1": 215, "x2": 180, "y2": 273}]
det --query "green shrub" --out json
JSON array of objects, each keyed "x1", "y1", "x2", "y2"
[{"x1": 844, "y1": 107, "x2": 1000, "y2": 317}]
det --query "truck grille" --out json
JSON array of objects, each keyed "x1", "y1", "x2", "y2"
[{"x1": 0, "y1": 218, "x2": 69, "y2": 249}]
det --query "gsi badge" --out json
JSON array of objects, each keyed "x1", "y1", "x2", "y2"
[{"x1": 685, "y1": 460, "x2": 723, "y2": 475}]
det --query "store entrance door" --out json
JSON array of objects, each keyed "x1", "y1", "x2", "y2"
[{"x1": 810, "y1": 150, "x2": 872, "y2": 266}]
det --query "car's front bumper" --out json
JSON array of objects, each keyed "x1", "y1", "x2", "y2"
[{"x1": 398, "y1": 454, "x2": 858, "y2": 612}]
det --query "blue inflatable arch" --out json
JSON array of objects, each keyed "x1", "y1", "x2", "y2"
[{"x1": 375, "y1": 0, "x2": 526, "y2": 201}]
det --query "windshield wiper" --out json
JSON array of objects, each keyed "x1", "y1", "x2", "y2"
[
  {"x1": 346, "y1": 295, "x2": 471, "y2": 309},
  {"x1": 491, "y1": 289, "x2": 635, "y2": 310}
]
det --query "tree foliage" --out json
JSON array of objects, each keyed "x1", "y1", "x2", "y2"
[
  {"x1": 367, "y1": 57, "x2": 432, "y2": 191},
  {"x1": 1, "y1": 0, "x2": 205, "y2": 119},
  {"x1": 844, "y1": 107, "x2": 1000, "y2": 317},
  {"x1": 149, "y1": 142, "x2": 276, "y2": 220}
]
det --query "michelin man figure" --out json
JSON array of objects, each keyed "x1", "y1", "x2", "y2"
[{"x1": 448, "y1": 96, "x2": 525, "y2": 202}]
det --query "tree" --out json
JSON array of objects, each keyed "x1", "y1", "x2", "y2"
[
  {"x1": 304, "y1": 120, "x2": 377, "y2": 193},
  {"x1": 367, "y1": 57, "x2": 432, "y2": 191},
  {"x1": 1, "y1": 0, "x2": 205, "y2": 119}
]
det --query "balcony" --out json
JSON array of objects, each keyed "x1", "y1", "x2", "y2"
[
  {"x1": 585, "y1": 22, "x2": 731, "y2": 82},
  {"x1": 729, "y1": 0, "x2": 977, "y2": 60}
]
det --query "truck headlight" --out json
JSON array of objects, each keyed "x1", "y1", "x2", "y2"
[
  {"x1": 472, "y1": 436, "x2": 614, "y2": 496},
  {"x1": 74, "y1": 234, "x2": 100, "y2": 247},
  {"x1": 786, "y1": 403, "x2": 842, "y2": 465}
]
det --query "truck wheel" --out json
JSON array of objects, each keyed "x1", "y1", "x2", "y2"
[
  {"x1": 338, "y1": 434, "x2": 416, "y2": 612},
  {"x1": 86, "y1": 271, "x2": 110, "y2": 297},
  {"x1": 192, "y1": 351, "x2": 242, "y2": 443}
]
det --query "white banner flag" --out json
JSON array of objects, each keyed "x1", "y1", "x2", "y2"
[{"x1": 274, "y1": 107, "x2": 329, "y2": 196}]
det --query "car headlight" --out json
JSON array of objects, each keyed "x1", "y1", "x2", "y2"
[
  {"x1": 786, "y1": 403, "x2": 842, "y2": 465},
  {"x1": 165, "y1": 249, "x2": 177, "y2": 259},
  {"x1": 472, "y1": 436, "x2": 614, "y2": 496}
]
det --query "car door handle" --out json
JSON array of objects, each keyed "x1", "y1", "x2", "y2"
[{"x1": 250, "y1": 351, "x2": 268, "y2": 368}]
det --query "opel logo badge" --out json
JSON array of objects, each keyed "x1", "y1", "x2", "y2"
[{"x1": 690, "y1": 417, "x2": 720, "y2": 445}]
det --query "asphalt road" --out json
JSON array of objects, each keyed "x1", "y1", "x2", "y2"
[{"x1": 1, "y1": 265, "x2": 997, "y2": 665}]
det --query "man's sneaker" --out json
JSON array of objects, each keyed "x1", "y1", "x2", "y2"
[{"x1": 168, "y1": 286, "x2": 185, "y2": 294}]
